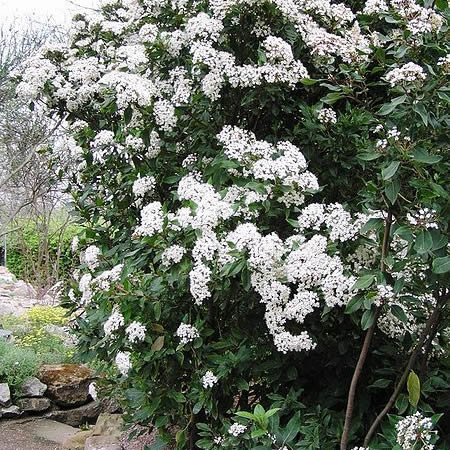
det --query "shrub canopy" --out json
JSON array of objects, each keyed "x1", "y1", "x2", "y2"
[{"x1": 17, "y1": 0, "x2": 449, "y2": 448}]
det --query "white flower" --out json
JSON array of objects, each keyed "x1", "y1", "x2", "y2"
[
  {"x1": 189, "y1": 263, "x2": 212, "y2": 305},
  {"x1": 201, "y1": 371, "x2": 218, "y2": 388},
  {"x1": 176, "y1": 323, "x2": 199, "y2": 344},
  {"x1": 115, "y1": 351, "x2": 132, "y2": 376},
  {"x1": 132, "y1": 176, "x2": 156, "y2": 197},
  {"x1": 396, "y1": 413, "x2": 436, "y2": 450},
  {"x1": 228, "y1": 423, "x2": 246, "y2": 437},
  {"x1": 385, "y1": 63, "x2": 426, "y2": 87},
  {"x1": 125, "y1": 321, "x2": 147, "y2": 343},
  {"x1": 317, "y1": 108, "x2": 337, "y2": 124},
  {"x1": 88, "y1": 382, "x2": 98, "y2": 401},
  {"x1": 135, "y1": 201, "x2": 164, "y2": 237},
  {"x1": 104, "y1": 308, "x2": 125, "y2": 336},
  {"x1": 83, "y1": 245, "x2": 101, "y2": 271},
  {"x1": 161, "y1": 245, "x2": 186, "y2": 266},
  {"x1": 406, "y1": 208, "x2": 439, "y2": 229}
]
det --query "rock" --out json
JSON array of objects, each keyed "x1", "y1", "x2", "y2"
[
  {"x1": 63, "y1": 430, "x2": 94, "y2": 450},
  {"x1": 0, "y1": 405, "x2": 22, "y2": 418},
  {"x1": 0, "y1": 329, "x2": 13, "y2": 342},
  {"x1": 16, "y1": 397, "x2": 51, "y2": 412},
  {"x1": 30, "y1": 418, "x2": 79, "y2": 444},
  {"x1": 84, "y1": 436, "x2": 122, "y2": 450},
  {"x1": 47, "y1": 401, "x2": 104, "y2": 427},
  {"x1": 20, "y1": 376, "x2": 48, "y2": 397},
  {"x1": 92, "y1": 413, "x2": 123, "y2": 439},
  {"x1": 38, "y1": 364, "x2": 95, "y2": 407},
  {"x1": 0, "y1": 383, "x2": 11, "y2": 407}
]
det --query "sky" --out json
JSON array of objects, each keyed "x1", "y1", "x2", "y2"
[{"x1": 0, "y1": 0, "x2": 99, "y2": 25}]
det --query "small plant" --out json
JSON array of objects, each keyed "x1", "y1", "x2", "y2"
[
  {"x1": 25, "y1": 305, "x2": 68, "y2": 326},
  {"x1": 0, "y1": 339, "x2": 39, "y2": 393}
]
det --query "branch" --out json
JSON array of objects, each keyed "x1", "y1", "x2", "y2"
[
  {"x1": 340, "y1": 209, "x2": 393, "y2": 450},
  {"x1": 0, "y1": 227, "x2": 20, "y2": 239},
  {"x1": 363, "y1": 293, "x2": 448, "y2": 446}
]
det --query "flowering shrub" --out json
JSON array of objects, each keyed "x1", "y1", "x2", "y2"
[{"x1": 16, "y1": 0, "x2": 449, "y2": 448}]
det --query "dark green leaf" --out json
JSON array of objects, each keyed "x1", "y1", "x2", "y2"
[
  {"x1": 432, "y1": 257, "x2": 450, "y2": 274},
  {"x1": 382, "y1": 161, "x2": 400, "y2": 180},
  {"x1": 361, "y1": 309, "x2": 376, "y2": 330},
  {"x1": 391, "y1": 305, "x2": 408, "y2": 324},
  {"x1": 414, "y1": 230, "x2": 433, "y2": 254}
]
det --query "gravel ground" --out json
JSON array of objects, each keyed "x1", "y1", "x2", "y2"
[{"x1": 0, "y1": 418, "x2": 63, "y2": 450}]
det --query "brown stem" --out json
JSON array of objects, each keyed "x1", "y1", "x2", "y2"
[
  {"x1": 363, "y1": 294, "x2": 448, "y2": 447},
  {"x1": 340, "y1": 210, "x2": 393, "y2": 450}
]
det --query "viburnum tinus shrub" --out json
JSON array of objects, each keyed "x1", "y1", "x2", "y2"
[{"x1": 16, "y1": 0, "x2": 449, "y2": 448}]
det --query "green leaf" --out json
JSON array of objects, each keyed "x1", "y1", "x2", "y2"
[
  {"x1": 265, "y1": 408, "x2": 281, "y2": 418},
  {"x1": 385, "y1": 179, "x2": 400, "y2": 204},
  {"x1": 361, "y1": 308, "x2": 376, "y2": 330},
  {"x1": 300, "y1": 78, "x2": 319, "y2": 85},
  {"x1": 352, "y1": 274, "x2": 375, "y2": 290},
  {"x1": 414, "y1": 230, "x2": 433, "y2": 254},
  {"x1": 345, "y1": 296, "x2": 363, "y2": 314},
  {"x1": 251, "y1": 429, "x2": 267, "y2": 438},
  {"x1": 436, "y1": 0, "x2": 448, "y2": 10},
  {"x1": 321, "y1": 92, "x2": 342, "y2": 105},
  {"x1": 432, "y1": 256, "x2": 450, "y2": 274},
  {"x1": 236, "y1": 378, "x2": 249, "y2": 391},
  {"x1": 254, "y1": 404, "x2": 265, "y2": 417},
  {"x1": 356, "y1": 152, "x2": 381, "y2": 161},
  {"x1": 412, "y1": 148, "x2": 442, "y2": 164},
  {"x1": 236, "y1": 411, "x2": 256, "y2": 419},
  {"x1": 413, "y1": 103, "x2": 428, "y2": 126},
  {"x1": 407, "y1": 371, "x2": 420, "y2": 407},
  {"x1": 369, "y1": 378, "x2": 392, "y2": 388},
  {"x1": 154, "y1": 302, "x2": 161, "y2": 321},
  {"x1": 391, "y1": 305, "x2": 408, "y2": 324},
  {"x1": 382, "y1": 161, "x2": 400, "y2": 180}
]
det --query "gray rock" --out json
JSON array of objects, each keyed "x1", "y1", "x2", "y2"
[
  {"x1": 1, "y1": 405, "x2": 22, "y2": 418},
  {"x1": 16, "y1": 397, "x2": 51, "y2": 412},
  {"x1": 0, "y1": 383, "x2": 11, "y2": 407},
  {"x1": 63, "y1": 430, "x2": 94, "y2": 450},
  {"x1": 29, "y1": 418, "x2": 79, "y2": 445},
  {"x1": 21, "y1": 376, "x2": 48, "y2": 397},
  {"x1": 84, "y1": 436, "x2": 122, "y2": 450},
  {"x1": 0, "y1": 329, "x2": 13, "y2": 342},
  {"x1": 92, "y1": 414, "x2": 123, "y2": 439},
  {"x1": 46, "y1": 401, "x2": 103, "y2": 427}
]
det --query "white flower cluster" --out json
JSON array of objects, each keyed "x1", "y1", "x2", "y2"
[
  {"x1": 132, "y1": 176, "x2": 156, "y2": 197},
  {"x1": 135, "y1": 202, "x2": 164, "y2": 237},
  {"x1": 83, "y1": 245, "x2": 101, "y2": 271},
  {"x1": 437, "y1": 54, "x2": 450, "y2": 72},
  {"x1": 317, "y1": 108, "x2": 337, "y2": 124},
  {"x1": 385, "y1": 62, "x2": 426, "y2": 88},
  {"x1": 125, "y1": 321, "x2": 147, "y2": 343},
  {"x1": 78, "y1": 273, "x2": 93, "y2": 304},
  {"x1": 407, "y1": 208, "x2": 439, "y2": 229},
  {"x1": 93, "y1": 264, "x2": 123, "y2": 291},
  {"x1": 362, "y1": 0, "x2": 388, "y2": 14},
  {"x1": 396, "y1": 413, "x2": 436, "y2": 450},
  {"x1": 104, "y1": 308, "x2": 125, "y2": 336},
  {"x1": 161, "y1": 245, "x2": 186, "y2": 267},
  {"x1": 228, "y1": 423, "x2": 246, "y2": 437},
  {"x1": 189, "y1": 263, "x2": 212, "y2": 305},
  {"x1": 115, "y1": 351, "x2": 132, "y2": 376},
  {"x1": 176, "y1": 323, "x2": 200, "y2": 344},
  {"x1": 217, "y1": 126, "x2": 317, "y2": 190},
  {"x1": 201, "y1": 370, "x2": 218, "y2": 388}
]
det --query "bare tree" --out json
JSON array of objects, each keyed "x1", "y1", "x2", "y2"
[{"x1": 0, "y1": 17, "x2": 75, "y2": 290}]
